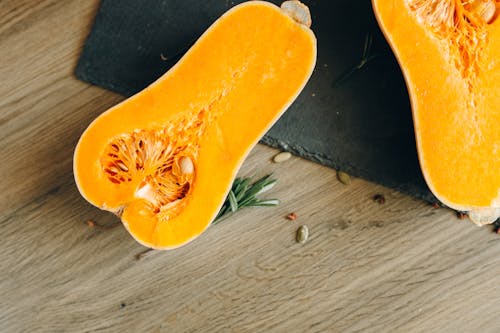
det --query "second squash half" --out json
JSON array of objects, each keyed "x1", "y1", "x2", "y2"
[{"x1": 373, "y1": 0, "x2": 500, "y2": 224}]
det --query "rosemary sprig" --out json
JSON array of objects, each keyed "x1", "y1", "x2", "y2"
[
  {"x1": 213, "y1": 174, "x2": 279, "y2": 224},
  {"x1": 333, "y1": 32, "x2": 379, "y2": 87}
]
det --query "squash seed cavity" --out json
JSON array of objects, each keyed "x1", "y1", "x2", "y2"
[
  {"x1": 406, "y1": 0, "x2": 497, "y2": 84},
  {"x1": 100, "y1": 109, "x2": 213, "y2": 222}
]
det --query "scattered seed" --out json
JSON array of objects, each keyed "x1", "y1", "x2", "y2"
[
  {"x1": 117, "y1": 161, "x2": 129, "y2": 172},
  {"x1": 87, "y1": 220, "x2": 96, "y2": 228},
  {"x1": 109, "y1": 177, "x2": 121, "y2": 184},
  {"x1": 120, "y1": 303, "x2": 126, "y2": 308},
  {"x1": 136, "y1": 248, "x2": 156, "y2": 260},
  {"x1": 296, "y1": 225, "x2": 309, "y2": 244},
  {"x1": 337, "y1": 171, "x2": 351, "y2": 185},
  {"x1": 160, "y1": 53, "x2": 168, "y2": 61},
  {"x1": 431, "y1": 202, "x2": 440, "y2": 209},
  {"x1": 457, "y1": 211, "x2": 468, "y2": 220},
  {"x1": 108, "y1": 166, "x2": 119, "y2": 173},
  {"x1": 273, "y1": 151, "x2": 292, "y2": 163},
  {"x1": 286, "y1": 212, "x2": 297, "y2": 220},
  {"x1": 373, "y1": 194, "x2": 385, "y2": 204},
  {"x1": 179, "y1": 156, "x2": 194, "y2": 174}
]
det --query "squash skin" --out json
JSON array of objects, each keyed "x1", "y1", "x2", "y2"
[
  {"x1": 74, "y1": 1, "x2": 317, "y2": 249},
  {"x1": 372, "y1": 0, "x2": 500, "y2": 223}
]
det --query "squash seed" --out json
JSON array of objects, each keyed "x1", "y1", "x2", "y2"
[
  {"x1": 273, "y1": 151, "x2": 292, "y2": 163},
  {"x1": 337, "y1": 171, "x2": 351, "y2": 185},
  {"x1": 179, "y1": 156, "x2": 194, "y2": 174},
  {"x1": 116, "y1": 161, "x2": 129, "y2": 172},
  {"x1": 469, "y1": 0, "x2": 497, "y2": 23},
  {"x1": 296, "y1": 225, "x2": 309, "y2": 244}
]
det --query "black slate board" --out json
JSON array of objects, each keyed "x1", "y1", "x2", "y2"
[{"x1": 75, "y1": 0, "x2": 437, "y2": 203}]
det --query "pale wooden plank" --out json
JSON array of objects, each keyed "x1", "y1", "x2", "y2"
[
  {"x1": 2, "y1": 144, "x2": 499, "y2": 332},
  {"x1": 0, "y1": 0, "x2": 123, "y2": 217}
]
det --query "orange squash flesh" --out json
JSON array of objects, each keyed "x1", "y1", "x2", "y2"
[
  {"x1": 74, "y1": 1, "x2": 317, "y2": 249},
  {"x1": 372, "y1": 0, "x2": 500, "y2": 224}
]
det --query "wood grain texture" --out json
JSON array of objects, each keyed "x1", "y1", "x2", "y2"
[{"x1": 1, "y1": 1, "x2": 500, "y2": 332}]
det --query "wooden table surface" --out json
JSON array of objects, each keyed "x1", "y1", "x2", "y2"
[{"x1": 2, "y1": 1, "x2": 500, "y2": 332}]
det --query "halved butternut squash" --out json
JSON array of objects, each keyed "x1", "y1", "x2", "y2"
[
  {"x1": 372, "y1": 0, "x2": 500, "y2": 224},
  {"x1": 74, "y1": 1, "x2": 317, "y2": 249}
]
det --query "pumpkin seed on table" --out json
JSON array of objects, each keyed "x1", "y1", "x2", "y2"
[
  {"x1": 337, "y1": 171, "x2": 351, "y2": 185},
  {"x1": 273, "y1": 152, "x2": 292, "y2": 163},
  {"x1": 296, "y1": 225, "x2": 309, "y2": 244}
]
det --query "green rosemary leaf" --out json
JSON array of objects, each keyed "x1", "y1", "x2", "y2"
[
  {"x1": 239, "y1": 197, "x2": 259, "y2": 207},
  {"x1": 252, "y1": 199, "x2": 280, "y2": 207},
  {"x1": 213, "y1": 174, "x2": 279, "y2": 223},
  {"x1": 235, "y1": 178, "x2": 252, "y2": 201},
  {"x1": 215, "y1": 205, "x2": 228, "y2": 221},
  {"x1": 228, "y1": 191, "x2": 238, "y2": 212},
  {"x1": 252, "y1": 173, "x2": 274, "y2": 188},
  {"x1": 239, "y1": 174, "x2": 274, "y2": 202},
  {"x1": 255, "y1": 179, "x2": 277, "y2": 195}
]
